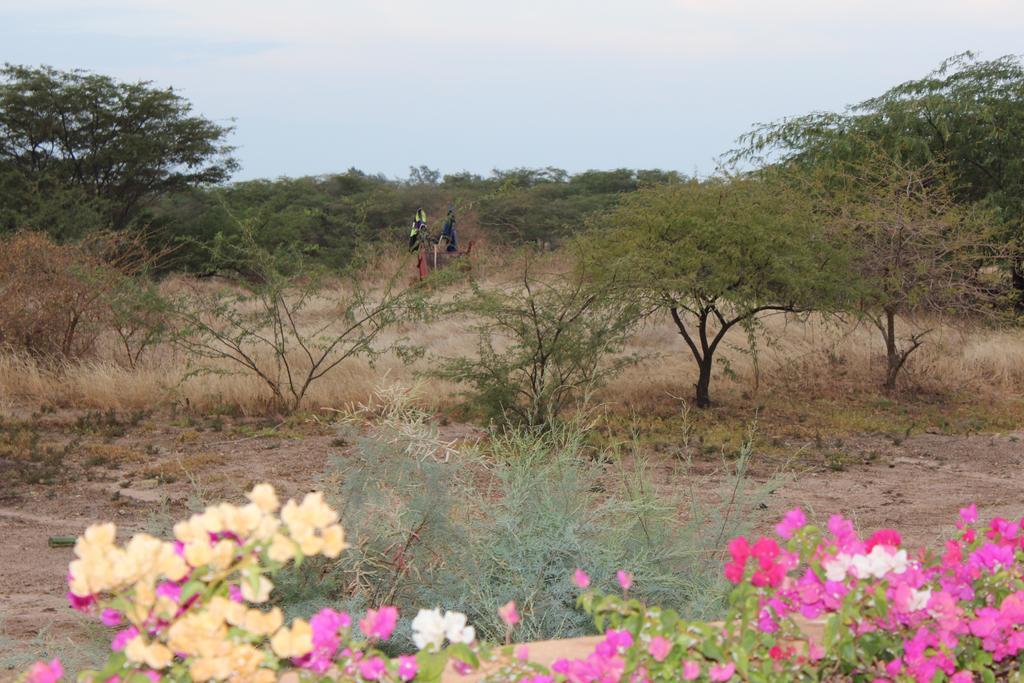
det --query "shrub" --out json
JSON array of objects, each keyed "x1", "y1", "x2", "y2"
[
  {"x1": 168, "y1": 225, "x2": 423, "y2": 413},
  {"x1": 278, "y1": 391, "x2": 774, "y2": 650},
  {"x1": 432, "y1": 257, "x2": 644, "y2": 426}
]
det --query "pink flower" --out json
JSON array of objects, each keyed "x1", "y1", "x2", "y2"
[
  {"x1": 709, "y1": 662, "x2": 735, "y2": 681},
  {"x1": 572, "y1": 569, "x2": 590, "y2": 589},
  {"x1": 515, "y1": 645, "x2": 530, "y2": 661},
  {"x1": 950, "y1": 672, "x2": 973, "y2": 683},
  {"x1": 960, "y1": 504, "x2": 978, "y2": 525},
  {"x1": 499, "y1": 600, "x2": 520, "y2": 626},
  {"x1": 775, "y1": 508, "x2": 807, "y2": 539},
  {"x1": 616, "y1": 570, "x2": 633, "y2": 592},
  {"x1": 397, "y1": 655, "x2": 418, "y2": 681},
  {"x1": 27, "y1": 659, "x2": 62, "y2": 683},
  {"x1": 866, "y1": 529, "x2": 902, "y2": 551},
  {"x1": 111, "y1": 627, "x2": 138, "y2": 652},
  {"x1": 359, "y1": 606, "x2": 398, "y2": 640},
  {"x1": 358, "y1": 656, "x2": 386, "y2": 681},
  {"x1": 647, "y1": 636, "x2": 671, "y2": 662},
  {"x1": 682, "y1": 660, "x2": 700, "y2": 680},
  {"x1": 100, "y1": 609, "x2": 122, "y2": 627}
]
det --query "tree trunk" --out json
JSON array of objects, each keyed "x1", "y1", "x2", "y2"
[
  {"x1": 695, "y1": 358, "x2": 713, "y2": 408},
  {"x1": 883, "y1": 308, "x2": 900, "y2": 392}
]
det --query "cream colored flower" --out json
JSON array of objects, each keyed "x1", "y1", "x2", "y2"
[
  {"x1": 184, "y1": 540, "x2": 213, "y2": 567},
  {"x1": 270, "y1": 619, "x2": 313, "y2": 658},
  {"x1": 267, "y1": 534, "x2": 296, "y2": 563},
  {"x1": 210, "y1": 539, "x2": 237, "y2": 570},
  {"x1": 248, "y1": 484, "x2": 280, "y2": 513},
  {"x1": 240, "y1": 576, "x2": 273, "y2": 603},
  {"x1": 125, "y1": 635, "x2": 173, "y2": 670},
  {"x1": 321, "y1": 524, "x2": 348, "y2": 558},
  {"x1": 244, "y1": 607, "x2": 283, "y2": 636}
]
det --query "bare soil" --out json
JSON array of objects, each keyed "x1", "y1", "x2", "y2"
[{"x1": 0, "y1": 407, "x2": 1021, "y2": 674}]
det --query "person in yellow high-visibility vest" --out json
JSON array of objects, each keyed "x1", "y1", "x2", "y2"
[{"x1": 408, "y1": 208, "x2": 427, "y2": 252}]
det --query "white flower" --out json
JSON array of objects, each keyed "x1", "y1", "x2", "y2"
[
  {"x1": 824, "y1": 553, "x2": 853, "y2": 582},
  {"x1": 443, "y1": 611, "x2": 475, "y2": 645},
  {"x1": 908, "y1": 588, "x2": 931, "y2": 612},
  {"x1": 412, "y1": 608, "x2": 446, "y2": 651},
  {"x1": 850, "y1": 546, "x2": 910, "y2": 580}
]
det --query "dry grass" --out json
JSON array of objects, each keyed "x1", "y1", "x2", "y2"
[{"x1": 0, "y1": 277, "x2": 1022, "y2": 421}]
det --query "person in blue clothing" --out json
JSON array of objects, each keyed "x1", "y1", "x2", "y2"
[{"x1": 440, "y1": 204, "x2": 457, "y2": 253}]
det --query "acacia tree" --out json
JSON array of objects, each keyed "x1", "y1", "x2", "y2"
[
  {"x1": 734, "y1": 52, "x2": 1024, "y2": 305},
  {"x1": 0, "y1": 64, "x2": 236, "y2": 237},
  {"x1": 826, "y1": 153, "x2": 1004, "y2": 391},
  {"x1": 587, "y1": 176, "x2": 843, "y2": 408}
]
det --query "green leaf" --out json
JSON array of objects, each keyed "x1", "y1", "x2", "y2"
[
  {"x1": 415, "y1": 650, "x2": 448, "y2": 683},
  {"x1": 446, "y1": 643, "x2": 480, "y2": 669}
]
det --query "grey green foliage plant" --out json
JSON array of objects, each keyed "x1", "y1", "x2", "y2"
[{"x1": 274, "y1": 389, "x2": 779, "y2": 650}]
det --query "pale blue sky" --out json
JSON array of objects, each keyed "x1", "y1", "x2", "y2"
[{"x1": 3, "y1": 1, "x2": 1022, "y2": 180}]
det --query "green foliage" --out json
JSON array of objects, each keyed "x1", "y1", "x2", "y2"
[
  {"x1": 584, "y1": 176, "x2": 845, "y2": 407},
  {"x1": 0, "y1": 64, "x2": 236, "y2": 236},
  {"x1": 431, "y1": 257, "x2": 645, "y2": 426},
  {"x1": 733, "y1": 51, "x2": 1024, "y2": 300},
  {"x1": 276, "y1": 395, "x2": 775, "y2": 650}
]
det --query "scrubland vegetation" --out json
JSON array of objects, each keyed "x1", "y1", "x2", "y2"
[{"x1": 2, "y1": 53, "x2": 1024, "y2": 681}]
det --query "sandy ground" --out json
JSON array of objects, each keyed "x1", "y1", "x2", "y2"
[{"x1": 0, "y1": 409, "x2": 1022, "y2": 675}]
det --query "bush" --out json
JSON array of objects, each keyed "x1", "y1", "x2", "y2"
[
  {"x1": 276, "y1": 390, "x2": 775, "y2": 650},
  {"x1": 0, "y1": 231, "x2": 163, "y2": 362},
  {"x1": 432, "y1": 257, "x2": 644, "y2": 426}
]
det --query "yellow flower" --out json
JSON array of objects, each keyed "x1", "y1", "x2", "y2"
[
  {"x1": 240, "y1": 575, "x2": 273, "y2": 603},
  {"x1": 321, "y1": 524, "x2": 348, "y2": 558},
  {"x1": 267, "y1": 534, "x2": 296, "y2": 563},
  {"x1": 270, "y1": 619, "x2": 313, "y2": 659},
  {"x1": 184, "y1": 540, "x2": 213, "y2": 567},
  {"x1": 210, "y1": 539, "x2": 237, "y2": 570},
  {"x1": 248, "y1": 484, "x2": 280, "y2": 513},
  {"x1": 296, "y1": 531, "x2": 323, "y2": 556},
  {"x1": 244, "y1": 607, "x2": 283, "y2": 636},
  {"x1": 125, "y1": 635, "x2": 173, "y2": 670}
]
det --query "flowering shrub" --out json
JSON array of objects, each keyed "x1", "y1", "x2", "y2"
[
  {"x1": 24, "y1": 492, "x2": 1024, "y2": 682},
  {"x1": 521, "y1": 505, "x2": 1024, "y2": 682},
  {"x1": 25, "y1": 484, "x2": 485, "y2": 683}
]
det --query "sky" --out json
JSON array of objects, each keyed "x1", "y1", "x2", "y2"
[{"x1": 2, "y1": 0, "x2": 1023, "y2": 181}]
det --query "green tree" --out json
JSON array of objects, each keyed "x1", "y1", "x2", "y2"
[
  {"x1": 734, "y1": 52, "x2": 1024, "y2": 303},
  {"x1": 587, "y1": 176, "x2": 844, "y2": 408},
  {"x1": 0, "y1": 64, "x2": 236, "y2": 236}
]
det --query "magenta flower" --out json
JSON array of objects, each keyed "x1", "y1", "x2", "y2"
[
  {"x1": 100, "y1": 609, "x2": 122, "y2": 627},
  {"x1": 960, "y1": 504, "x2": 978, "y2": 525},
  {"x1": 110, "y1": 627, "x2": 139, "y2": 652},
  {"x1": 774, "y1": 508, "x2": 806, "y2": 539},
  {"x1": 26, "y1": 659, "x2": 62, "y2": 683},
  {"x1": 515, "y1": 645, "x2": 530, "y2": 661},
  {"x1": 616, "y1": 570, "x2": 633, "y2": 591},
  {"x1": 397, "y1": 655, "x2": 418, "y2": 681},
  {"x1": 499, "y1": 600, "x2": 520, "y2": 626},
  {"x1": 950, "y1": 672, "x2": 974, "y2": 683},
  {"x1": 681, "y1": 660, "x2": 700, "y2": 680},
  {"x1": 359, "y1": 606, "x2": 398, "y2": 640},
  {"x1": 358, "y1": 656, "x2": 386, "y2": 681},
  {"x1": 572, "y1": 568, "x2": 590, "y2": 589},
  {"x1": 709, "y1": 661, "x2": 735, "y2": 681},
  {"x1": 647, "y1": 635, "x2": 671, "y2": 662},
  {"x1": 866, "y1": 529, "x2": 902, "y2": 551}
]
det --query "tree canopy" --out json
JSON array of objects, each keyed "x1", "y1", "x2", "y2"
[
  {"x1": 585, "y1": 175, "x2": 846, "y2": 407},
  {"x1": 0, "y1": 64, "x2": 237, "y2": 237}
]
